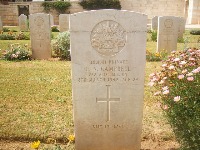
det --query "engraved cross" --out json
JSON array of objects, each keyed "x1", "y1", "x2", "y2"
[
  {"x1": 164, "y1": 36, "x2": 171, "y2": 46},
  {"x1": 96, "y1": 85, "x2": 120, "y2": 122}
]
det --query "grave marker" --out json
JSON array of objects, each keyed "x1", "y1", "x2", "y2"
[
  {"x1": 151, "y1": 16, "x2": 158, "y2": 30},
  {"x1": 0, "y1": 16, "x2": 3, "y2": 31},
  {"x1": 49, "y1": 14, "x2": 54, "y2": 27},
  {"x1": 19, "y1": 14, "x2": 28, "y2": 31},
  {"x1": 29, "y1": 13, "x2": 51, "y2": 59},
  {"x1": 157, "y1": 16, "x2": 179, "y2": 53},
  {"x1": 70, "y1": 9, "x2": 147, "y2": 150},
  {"x1": 178, "y1": 17, "x2": 186, "y2": 38},
  {"x1": 59, "y1": 14, "x2": 69, "y2": 32}
]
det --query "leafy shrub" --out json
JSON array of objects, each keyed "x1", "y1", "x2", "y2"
[
  {"x1": 149, "y1": 49, "x2": 200, "y2": 149},
  {"x1": 151, "y1": 30, "x2": 157, "y2": 42},
  {"x1": 79, "y1": 0, "x2": 121, "y2": 10},
  {"x1": 52, "y1": 31, "x2": 70, "y2": 60},
  {"x1": 177, "y1": 37, "x2": 184, "y2": 43},
  {"x1": 53, "y1": 1, "x2": 71, "y2": 13},
  {"x1": 3, "y1": 27, "x2": 10, "y2": 32},
  {"x1": 0, "y1": 32, "x2": 15, "y2": 40},
  {"x1": 41, "y1": 1, "x2": 71, "y2": 13},
  {"x1": 2, "y1": 27, "x2": 17, "y2": 32},
  {"x1": 41, "y1": 1, "x2": 52, "y2": 12},
  {"x1": 146, "y1": 50, "x2": 168, "y2": 62},
  {"x1": 3, "y1": 44, "x2": 31, "y2": 61},
  {"x1": 190, "y1": 30, "x2": 200, "y2": 35},
  {"x1": 51, "y1": 25, "x2": 59, "y2": 32},
  {"x1": 147, "y1": 29, "x2": 152, "y2": 33}
]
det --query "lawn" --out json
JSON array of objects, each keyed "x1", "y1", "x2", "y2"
[
  {"x1": 0, "y1": 60, "x2": 176, "y2": 149},
  {"x1": 0, "y1": 27, "x2": 199, "y2": 149}
]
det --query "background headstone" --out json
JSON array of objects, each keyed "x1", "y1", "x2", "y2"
[
  {"x1": 151, "y1": 16, "x2": 158, "y2": 30},
  {"x1": 0, "y1": 16, "x2": 3, "y2": 31},
  {"x1": 49, "y1": 14, "x2": 54, "y2": 27},
  {"x1": 29, "y1": 13, "x2": 51, "y2": 60},
  {"x1": 19, "y1": 14, "x2": 28, "y2": 31},
  {"x1": 157, "y1": 16, "x2": 179, "y2": 53},
  {"x1": 178, "y1": 17, "x2": 186, "y2": 38},
  {"x1": 70, "y1": 9, "x2": 147, "y2": 150},
  {"x1": 59, "y1": 14, "x2": 69, "y2": 32}
]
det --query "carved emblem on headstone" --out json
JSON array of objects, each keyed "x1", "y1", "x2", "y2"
[
  {"x1": 33, "y1": 16, "x2": 45, "y2": 41},
  {"x1": 91, "y1": 20, "x2": 127, "y2": 56},
  {"x1": 34, "y1": 16, "x2": 44, "y2": 27},
  {"x1": 164, "y1": 19, "x2": 173, "y2": 28}
]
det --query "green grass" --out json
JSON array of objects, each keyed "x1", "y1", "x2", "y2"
[
  {"x1": 0, "y1": 60, "x2": 175, "y2": 144},
  {"x1": 0, "y1": 61, "x2": 73, "y2": 142}
]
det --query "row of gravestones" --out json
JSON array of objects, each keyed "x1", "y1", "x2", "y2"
[
  {"x1": 7, "y1": 14, "x2": 69, "y2": 32},
  {"x1": 17, "y1": 14, "x2": 54, "y2": 32},
  {"x1": 1, "y1": 13, "x2": 186, "y2": 60},
  {"x1": 151, "y1": 16, "x2": 186, "y2": 53},
  {"x1": 29, "y1": 13, "x2": 186, "y2": 60},
  {"x1": 0, "y1": 13, "x2": 66, "y2": 60}
]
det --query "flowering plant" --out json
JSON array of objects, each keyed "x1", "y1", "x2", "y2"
[
  {"x1": 67, "y1": 134, "x2": 75, "y2": 147},
  {"x1": 0, "y1": 31, "x2": 15, "y2": 40},
  {"x1": 31, "y1": 140, "x2": 40, "y2": 149},
  {"x1": 3, "y1": 43, "x2": 31, "y2": 61},
  {"x1": 0, "y1": 31, "x2": 30, "y2": 40},
  {"x1": 146, "y1": 49, "x2": 168, "y2": 62},
  {"x1": 149, "y1": 48, "x2": 200, "y2": 149},
  {"x1": 15, "y1": 31, "x2": 30, "y2": 40}
]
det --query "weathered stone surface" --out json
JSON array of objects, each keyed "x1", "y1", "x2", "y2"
[
  {"x1": 70, "y1": 9, "x2": 147, "y2": 150},
  {"x1": 0, "y1": 16, "x2": 3, "y2": 31},
  {"x1": 29, "y1": 13, "x2": 51, "y2": 60},
  {"x1": 18, "y1": 14, "x2": 28, "y2": 31},
  {"x1": 178, "y1": 17, "x2": 186, "y2": 38},
  {"x1": 59, "y1": 14, "x2": 69, "y2": 32},
  {"x1": 157, "y1": 16, "x2": 179, "y2": 53},
  {"x1": 151, "y1": 16, "x2": 158, "y2": 30},
  {"x1": 49, "y1": 14, "x2": 54, "y2": 26}
]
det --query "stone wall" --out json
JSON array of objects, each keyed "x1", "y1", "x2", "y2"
[
  {"x1": 0, "y1": 0, "x2": 199, "y2": 26},
  {"x1": 120, "y1": 0, "x2": 185, "y2": 23},
  {"x1": 187, "y1": 0, "x2": 200, "y2": 24},
  {"x1": 0, "y1": 1, "x2": 84, "y2": 26}
]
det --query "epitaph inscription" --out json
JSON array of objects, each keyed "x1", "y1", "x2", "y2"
[
  {"x1": 33, "y1": 16, "x2": 50, "y2": 47},
  {"x1": 76, "y1": 59, "x2": 139, "y2": 83},
  {"x1": 91, "y1": 20, "x2": 127, "y2": 56}
]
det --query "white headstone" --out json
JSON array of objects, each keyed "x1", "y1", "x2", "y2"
[
  {"x1": 178, "y1": 17, "x2": 186, "y2": 38},
  {"x1": 151, "y1": 16, "x2": 158, "y2": 30},
  {"x1": 29, "y1": 13, "x2": 51, "y2": 59},
  {"x1": 19, "y1": 14, "x2": 28, "y2": 31},
  {"x1": 70, "y1": 10, "x2": 147, "y2": 150},
  {"x1": 0, "y1": 16, "x2": 3, "y2": 31},
  {"x1": 59, "y1": 14, "x2": 69, "y2": 32},
  {"x1": 49, "y1": 14, "x2": 54, "y2": 27},
  {"x1": 157, "y1": 16, "x2": 179, "y2": 53}
]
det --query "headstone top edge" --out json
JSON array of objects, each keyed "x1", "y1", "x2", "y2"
[
  {"x1": 70, "y1": 9, "x2": 147, "y2": 17},
  {"x1": 29, "y1": 13, "x2": 49, "y2": 16}
]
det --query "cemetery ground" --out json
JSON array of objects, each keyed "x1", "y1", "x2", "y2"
[{"x1": 0, "y1": 27, "x2": 200, "y2": 150}]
